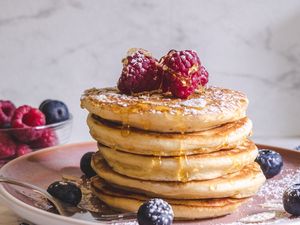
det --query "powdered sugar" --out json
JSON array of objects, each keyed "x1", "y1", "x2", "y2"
[
  {"x1": 217, "y1": 167, "x2": 300, "y2": 225},
  {"x1": 112, "y1": 221, "x2": 138, "y2": 225},
  {"x1": 257, "y1": 168, "x2": 300, "y2": 200},
  {"x1": 239, "y1": 211, "x2": 276, "y2": 223},
  {"x1": 81, "y1": 86, "x2": 248, "y2": 116},
  {"x1": 179, "y1": 98, "x2": 207, "y2": 108}
]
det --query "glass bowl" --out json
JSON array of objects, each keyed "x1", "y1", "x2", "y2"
[{"x1": 0, "y1": 115, "x2": 73, "y2": 166}]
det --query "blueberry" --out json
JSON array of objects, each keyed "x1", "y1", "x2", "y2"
[
  {"x1": 2, "y1": 122, "x2": 11, "y2": 129},
  {"x1": 47, "y1": 181, "x2": 82, "y2": 206},
  {"x1": 137, "y1": 198, "x2": 174, "y2": 225},
  {"x1": 39, "y1": 99, "x2": 52, "y2": 110},
  {"x1": 39, "y1": 100, "x2": 69, "y2": 124},
  {"x1": 80, "y1": 152, "x2": 97, "y2": 178},
  {"x1": 255, "y1": 149, "x2": 283, "y2": 179},
  {"x1": 294, "y1": 146, "x2": 300, "y2": 151},
  {"x1": 283, "y1": 184, "x2": 300, "y2": 216}
]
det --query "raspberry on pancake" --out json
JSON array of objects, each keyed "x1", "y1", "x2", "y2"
[
  {"x1": 160, "y1": 50, "x2": 208, "y2": 99},
  {"x1": 118, "y1": 48, "x2": 162, "y2": 94}
]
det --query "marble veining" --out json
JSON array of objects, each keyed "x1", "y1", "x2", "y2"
[{"x1": 0, "y1": 0, "x2": 300, "y2": 142}]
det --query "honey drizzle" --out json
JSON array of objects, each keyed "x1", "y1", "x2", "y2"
[
  {"x1": 121, "y1": 124, "x2": 130, "y2": 137},
  {"x1": 119, "y1": 106, "x2": 131, "y2": 137},
  {"x1": 177, "y1": 132, "x2": 190, "y2": 182},
  {"x1": 151, "y1": 156, "x2": 162, "y2": 172},
  {"x1": 107, "y1": 95, "x2": 196, "y2": 182}
]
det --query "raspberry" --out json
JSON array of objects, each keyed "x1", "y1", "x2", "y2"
[
  {"x1": 200, "y1": 66, "x2": 209, "y2": 86},
  {"x1": 11, "y1": 105, "x2": 46, "y2": 142},
  {"x1": 0, "y1": 100, "x2": 16, "y2": 128},
  {"x1": 16, "y1": 144, "x2": 32, "y2": 157},
  {"x1": 160, "y1": 50, "x2": 208, "y2": 99},
  {"x1": 30, "y1": 128, "x2": 58, "y2": 148},
  {"x1": 117, "y1": 48, "x2": 162, "y2": 94},
  {"x1": 0, "y1": 132, "x2": 16, "y2": 159}
]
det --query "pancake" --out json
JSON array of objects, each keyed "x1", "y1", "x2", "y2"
[
  {"x1": 98, "y1": 139, "x2": 258, "y2": 182},
  {"x1": 91, "y1": 158, "x2": 265, "y2": 199},
  {"x1": 81, "y1": 86, "x2": 248, "y2": 133},
  {"x1": 91, "y1": 177, "x2": 248, "y2": 220},
  {"x1": 88, "y1": 114, "x2": 252, "y2": 156}
]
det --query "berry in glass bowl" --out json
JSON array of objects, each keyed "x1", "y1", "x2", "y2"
[{"x1": 0, "y1": 99, "x2": 72, "y2": 167}]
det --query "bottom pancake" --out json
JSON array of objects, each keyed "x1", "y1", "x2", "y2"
[{"x1": 91, "y1": 177, "x2": 248, "y2": 220}]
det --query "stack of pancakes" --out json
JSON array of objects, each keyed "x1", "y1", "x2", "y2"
[{"x1": 81, "y1": 86, "x2": 265, "y2": 220}]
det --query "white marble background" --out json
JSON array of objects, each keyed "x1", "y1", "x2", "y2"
[{"x1": 0, "y1": 0, "x2": 300, "y2": 143}]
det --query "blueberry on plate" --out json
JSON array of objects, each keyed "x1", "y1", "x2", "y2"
[
  {"x1": 294, "y1": 145, "x2": 300, "y2": 151},
  {"x1": 39, "y1": 100, "x2": 70, "y2": 124},
  {"x1": 80, "y1": 152, "x2": 97, "y2": 178},
  {"x1": 255, "y1": 149, "x2": 283, "y2": 179},
  {"x1": 283, "y1": 183, "x2": 300, "y2": 216},
  {"x1": 47, "y1": 181, "x2": 82, "y2": 206},
  {"x1": 137, "y1": 198, "x2": 174, "y2": 225}
]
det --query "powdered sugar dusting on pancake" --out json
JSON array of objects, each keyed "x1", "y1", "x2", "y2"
[{"x1": 81, "y1": 86, "x2": 248, "y2": 116}]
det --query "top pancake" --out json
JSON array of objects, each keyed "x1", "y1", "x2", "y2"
[{"x1": 81, "y1": 86, "x2": 248, "y2": 133}]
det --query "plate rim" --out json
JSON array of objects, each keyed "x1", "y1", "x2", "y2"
[
  {"x1": 0, "y1": 142, "x2": 299, "y2": 224},
  {"x1": 0, "y1": 141, "x2": 101, "y2": 225}
]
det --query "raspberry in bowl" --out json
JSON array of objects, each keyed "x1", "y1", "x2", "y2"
[{"x1": 0, "y1": 100, "x2": 72, "y2": 167}]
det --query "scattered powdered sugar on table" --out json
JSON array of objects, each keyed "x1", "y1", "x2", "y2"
[
  {"x1": 218, "y1": 217, "x2": 299, "y2": 225},
  {"x1": 112, "y1": 221, "x2": 138, "y2": 225},
  {"x1": 217, "y1": 168, "x2": 300, "y2": 225},
  {"x1": 257, "y1": 168, "x2": 300, "y2": 200},
  {"x1": 239, "y1": 211, "x2": 276, "y2": 223}
]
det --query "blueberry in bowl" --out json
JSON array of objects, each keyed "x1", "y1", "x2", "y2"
[
  {"x1": 39, "y1": 100, "x2": 70, "y2": 124},
  {"x1": 255, "y1": 149, "x2": 283, "y2": 179},
  {"x1": 137, "y1": 198, "x2": 174, "y2": 225},
  {"x1": 283, "y1": 184, "x2": 300, "y2": 216},
  {"x1": 39, "y1": 99, "x2": 53, "y2": 110}
]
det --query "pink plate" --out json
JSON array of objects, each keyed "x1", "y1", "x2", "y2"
[{"x1": 0, "y1": 142, "x2": 300, "y2": 225}]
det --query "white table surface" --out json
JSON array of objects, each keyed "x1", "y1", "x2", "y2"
[{"x1": 1, "y1": 138, "x2": 300, "y2": 225}]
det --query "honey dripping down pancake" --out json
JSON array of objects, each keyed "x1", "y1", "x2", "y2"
[
  {"x1": 81, "y1": 86, "x2": 248, "y2": 133},
  {"x1": 97, "y1": 139, "x2": 258, "y2": 182},
  {"x1": 90, "y1": 177, "x2": 248, "y2": 220},
  {"x1": 91, "y1": 157, "x2": 266, "y2": 200},
  {"x1": 88, "y1": 114, "x2": 252, "y2": 156}
]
